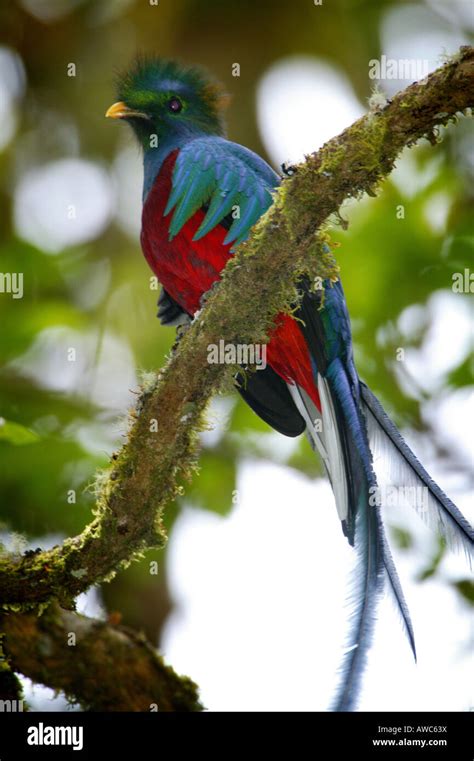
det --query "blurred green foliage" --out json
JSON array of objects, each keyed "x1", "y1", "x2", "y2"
[{"x1": 0, "y1": 0, "x2": 472, "y2": 646}]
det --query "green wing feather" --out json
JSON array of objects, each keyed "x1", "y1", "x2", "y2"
[{"x1": 164, "y1": 136, "x2": 277, "y2": 245}]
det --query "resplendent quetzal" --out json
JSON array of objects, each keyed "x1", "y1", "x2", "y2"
[{"x1": 106, "y1": 57, "x2": 474, "y2": 710}]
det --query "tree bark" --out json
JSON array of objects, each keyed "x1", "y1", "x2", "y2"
[{"x1": 0, "y1": 604, "x2": 202, "y2": 711}]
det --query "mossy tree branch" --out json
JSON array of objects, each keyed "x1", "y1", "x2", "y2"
[
  {"x1": 0, "y1": 46, "x2": 472, "y2": 611},
  {"x1": 0, "y1": 604, "x2": 202, "y2": 711}
]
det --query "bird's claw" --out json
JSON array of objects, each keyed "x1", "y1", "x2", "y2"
[
  {"x1": 199, "y1": 279, "x2": 221, "y2": 308},
  {"x1": 281, "y1": 162, "x2": 298, "y2": 177}
]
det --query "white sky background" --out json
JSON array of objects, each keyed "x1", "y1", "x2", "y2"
[{"x1": 7, "y1": 1, "x2": 473, "y2": 711}]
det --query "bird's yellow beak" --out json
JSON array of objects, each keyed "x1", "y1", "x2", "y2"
[{"x1": 105, "y1": 101, "x2": 130, "y2": 119}]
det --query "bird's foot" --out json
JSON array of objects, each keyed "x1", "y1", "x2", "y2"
[
  {"x1": 199, "y1": 279, "x2": 221, "y2": 309},
  {"x1": 281, "y1": 161, "x2": 298, "y2": 177},
  {"x1": 170, "y1": 321, "x2": 192, "y2": 354}
]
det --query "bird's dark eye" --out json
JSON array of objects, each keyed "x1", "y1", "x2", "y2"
[{"x1": 167, "y1": 97, "x2": 183, "y2": 113}]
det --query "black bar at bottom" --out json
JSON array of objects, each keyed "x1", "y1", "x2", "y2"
[{"x1": 0, "y1": 711, "x2": 471, "y2": 759}]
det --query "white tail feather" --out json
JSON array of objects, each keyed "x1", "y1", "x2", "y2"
[{"x1": 287, "y1": 380, "x2": 349, "y2": 522}]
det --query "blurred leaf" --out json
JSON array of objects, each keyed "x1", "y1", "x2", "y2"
[
  {"x1": 0, "y1": 436, "x2": 100, "y2": 536},
  {"x1": 452, "y1": 579, "x2": 474, "y2": 607},
  {"x1": 417, "y1": 538, "x2": 446, "y2": 582},
  {"x1": 446, "y1": 355, "x2": 473, "y2": 389},
  {"x1": 0, "y1": 417, "x2": 40, "y2": 445},
  {"x1": 287, "y1": 436, "x2": 323, "y2": 478},
  {"x1": 390, "y1": 526, "x2": 413, "y2": 551},
  {"x1": 186, "y1": 450, "x2": 236, "y2": 515}
]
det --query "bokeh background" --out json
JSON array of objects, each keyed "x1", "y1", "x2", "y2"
[{"x1": 0, "y1": 0, "x2": 472, "y2": 711}]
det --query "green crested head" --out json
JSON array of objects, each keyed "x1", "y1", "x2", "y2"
[{"x1": 106, "y1": 56, "x2": 229, "y2": 147}]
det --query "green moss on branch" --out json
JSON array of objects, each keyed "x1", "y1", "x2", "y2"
[{"x1": 0, "y1": 605, "x2": 202, "y2": 711}]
